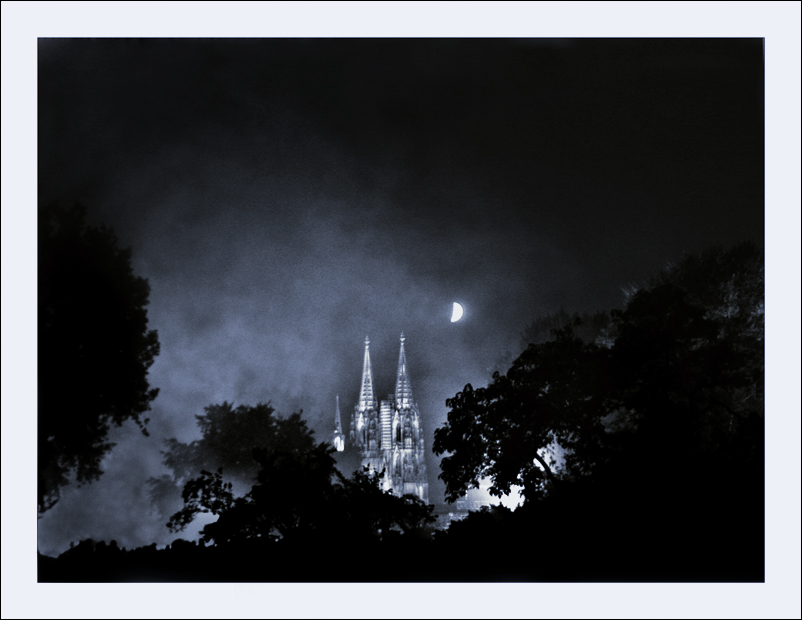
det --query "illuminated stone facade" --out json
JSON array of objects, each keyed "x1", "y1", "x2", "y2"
[
  {"x1": 342, "y1": 334, "x2": 429, "y2": 503},
  {"x1": 332, "y1": 395, "x2": 345, "y2": 452}
]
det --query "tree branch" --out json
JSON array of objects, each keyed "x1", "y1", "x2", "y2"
[{"x1": 533, "y1": 451, "x2": 556, "y2": 485}]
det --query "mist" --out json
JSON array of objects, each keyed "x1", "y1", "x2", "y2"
[{"x1": 35, "y1": 38, "x2": 765, "y2": 557}]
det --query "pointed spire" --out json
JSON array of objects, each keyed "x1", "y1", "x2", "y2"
[
  {"x1": 357, "y1": 336, "x2": 375, "y2": 411},
  {"x1": 395, "y1": 332, "x2": 413, "y2": 406},
  {"x1": 333, "y1": 395, "x2": 344, "y2": 451}
]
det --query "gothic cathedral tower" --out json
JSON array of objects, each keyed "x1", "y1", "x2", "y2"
[{"x1": 340, "y1": 334, "x2": 429, "y2": 503}]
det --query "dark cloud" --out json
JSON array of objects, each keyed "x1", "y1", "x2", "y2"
[{"x1": 37, "y1": 38, "x2": 763, "y2": 555}]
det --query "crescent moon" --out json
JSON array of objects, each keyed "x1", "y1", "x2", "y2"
[{"x1": 450, "y1": 302, "x2": 464, "y2": 323}]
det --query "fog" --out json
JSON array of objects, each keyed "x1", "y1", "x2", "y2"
[{"x1": 36, "y1": 38, "x2": 764, "y2": 556}]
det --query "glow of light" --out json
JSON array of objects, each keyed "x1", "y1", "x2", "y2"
[{"x1": 450, "y1": 302, "x2": 464, "y2": 322}]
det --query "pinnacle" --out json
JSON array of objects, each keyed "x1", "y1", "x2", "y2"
[
  {"x1": 395, "y1": 333, "x2": 413, "y2": 404},
  {"x1": 358, "y1": 335, "x2": 375, "y2": 411}
]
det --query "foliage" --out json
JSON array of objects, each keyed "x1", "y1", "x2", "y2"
[
  {"x1": 332, "y1": 467, "x2": 435, "y2": 542},
  {"x1": 434, "y1": 242, "x2": 764, "y2": 505},
  {"x1": 163, "y1": 402, "x2": 290, "y2": 480},
  {"x1": 650, "y1": 242, "x2": 764, "y2": 422},
  {"x1": 607, "y1": 282, "x2": 762, "y2": 461},
  {"x1": 436, "y1": 323, "x2": 609, "y2": 503},
  {"x1": 148, "y1": 401, "x2": 290, "y2": 518},
  {"x1": 38, "y1": 203, "x2": 160, "y2": 513},
  {"x1": 167, "y1": 407, "x2": 435, "y2": 545},
  {"x1": 651, "y1": 242, "x2": 764, "y2": 325},
  {"x1": 520, "y1": 308, "x2": 612, "y2": 348},
  {"x1": 488, "y1": 308, "x2": 612, "y2": 376}
]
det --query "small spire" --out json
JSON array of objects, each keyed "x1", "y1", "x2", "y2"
[
  {"x1": 395, "y1": 332, "x2": 413, "y2": 406},
  {"x1": 333, "y1": 395, "x2": 344, "y2": 452},
  {"x1": 357, "y1": 336, "x2": 375, "y2": 412}
]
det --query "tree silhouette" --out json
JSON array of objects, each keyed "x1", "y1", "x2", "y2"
[
  {"x1": 167, "y1": 409, "x2": 336, "y2": 544},
  {"x1": 38, "y1": 203, "x2": 160, "y2": 513},
  {"x1": 148, "y1": 401, "x2": 295, "y2": 518},
  {"x1": 488, "y1": 308, "x2": 612, "y2": 376},
  {"x1": 167, "y1": 405, "x2": 435, "y2": 545},
  {"x1": 435, "y1": 322, "x2": 610, "y2": 503},
  {"x1": 520, "y1": 308, "x2": 612, "y2": 348},
  {"x1": 432, "y1": 243, "x2": 764, "y2": 580},
  {"x1": 434, "y1": 242, "x2": 764, "y2": 506},
  {"x1": 607, "y1": 242, "x2": 764, "y2": 468}
]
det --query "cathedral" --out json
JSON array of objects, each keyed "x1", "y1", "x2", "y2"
[{"x1": 333, "y1": 334, "x2": 429, "y2": 504}]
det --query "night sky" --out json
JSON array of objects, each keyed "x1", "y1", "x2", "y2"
[{"x1": 33, "y1": 37, "x2": 768, "y2": 556}]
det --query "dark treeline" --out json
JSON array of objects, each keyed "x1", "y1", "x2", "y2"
[
  {"x1": 38, "y1": 230, "x2": 763, "y2": 581},
  {"x1": 434, "y1": 241, "x2": 764, "y2": 581},
  {"x1": 38, "y1": 203, "x2": 160, "y2": 515}
]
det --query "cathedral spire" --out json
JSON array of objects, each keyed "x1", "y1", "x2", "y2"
[
  {"x1": 395, "y1": 332, "x2": 413, "y2": 406},
  {"x1": 357, "y1": 336, "x2": 376, "y2": 412},
  {"x1": 350, "y1": 333, "x2": 428, "y2": 504},
  {"x1": 333, "y1": 395, "x2": 344, "y2": 451}
]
